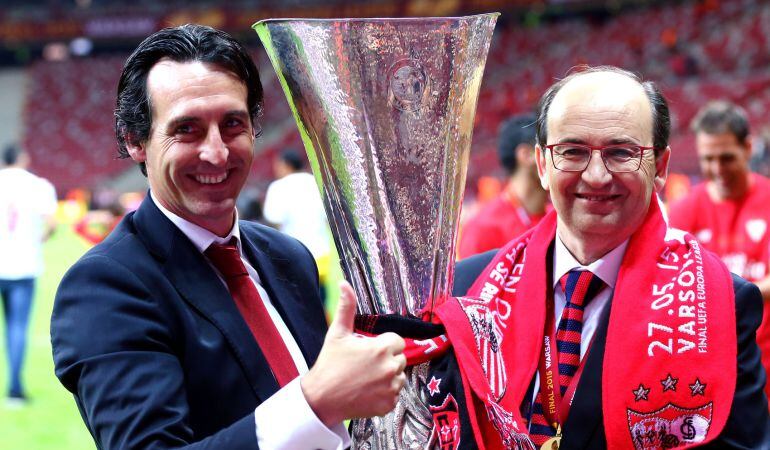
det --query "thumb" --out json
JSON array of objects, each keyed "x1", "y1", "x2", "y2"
[{"x1": 328, "y1": 281, "x2": 357, "y2": 336}]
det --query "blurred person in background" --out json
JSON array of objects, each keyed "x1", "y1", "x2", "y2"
[
  {"x1": 237, "y1": 185, "x2": 267, "y2": 225},
  {"x1": 0, "y1": 143, "x2": 57, "y2": 405},
  {"x1": 73, "y1": 199, "x2": 125, "y2": 245},
  {"x1": 51, "y1": 24, "x2": 406, "y2": 449},
  {"x1": 263, "y1": 149, "x2": 332, "y2": 300},
  {"x1": 669, "y1": 100, "x2": 770, "y2": 404},
  {"x1": 458, "y1": 113, "x2": 547, "y2": 259}
]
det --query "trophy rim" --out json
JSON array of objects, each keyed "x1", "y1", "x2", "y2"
[{"x1": 252, "y1": 12, "x2": 500, "y2": 29}]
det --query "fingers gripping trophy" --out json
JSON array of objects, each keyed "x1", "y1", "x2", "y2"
[{"x1": 255, "y1": 15, "x2": 498, "y2": 449}]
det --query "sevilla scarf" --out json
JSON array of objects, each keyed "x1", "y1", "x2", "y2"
[{"x1": 356, "y1": 198, "x2": 735, "y2": 449}]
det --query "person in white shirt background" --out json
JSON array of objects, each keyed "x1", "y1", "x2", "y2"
[
  {"x1": 0, "y1": 143, "x2": 57, "y2": 405},
  {"x1": 263, "y1": 149, "x2": 332, "y2": 302}
]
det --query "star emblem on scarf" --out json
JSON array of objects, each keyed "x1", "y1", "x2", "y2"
[
  {"x1": 689, "y1": 378, "x2": 706, "y2": 396},
  {"x1": 427, "y1": 376, "x2": 442, "y2": 396},
  {"x1": 632, "y1": 383, "x2": 650, "y2": 401},
  {"x1": 661, "y1": 373, "x2": 678, "y2": 392}
]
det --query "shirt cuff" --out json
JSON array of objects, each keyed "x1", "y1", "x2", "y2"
[{"x1": 254, "y1": 376, "x2": 351, "y2": 449}]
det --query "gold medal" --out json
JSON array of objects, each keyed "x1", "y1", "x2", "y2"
[
  {"x1": 540, "y1": 424, "x2": 562, "y2": 450},
  {"x1": 540, "y1": 436, "x2": 560, "y2": 450}
]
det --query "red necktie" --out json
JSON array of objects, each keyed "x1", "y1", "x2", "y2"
[
  {"x1": 205, "y1": 239, "x2": 299, "y2": 387},
  {"x1": 530, "y1": 270, "x2": 605, "y2": 444}
]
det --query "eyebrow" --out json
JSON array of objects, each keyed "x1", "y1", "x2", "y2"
[
  {"x1": 555, "y1": 137, "x2": 642, "y2": 145},
  {"x1": 166, "y1": 110, "x2": 251, "y2": 130},
  {"x1": 700, "y1": 153, "x2": 736, "y2": 159},
  {"x1": 223, "y1": 110, "x2": 251, "y2": 121},
  {"x1": 167, "y1": 116, "x2": 198, "y2": 131}
]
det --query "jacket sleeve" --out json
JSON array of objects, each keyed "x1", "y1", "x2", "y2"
[
  {"x1": 703, "y1": 274, "x2": 770, "y2": 449},
  {"x1": 51, "y1": 254, "x2": 259, "y2": 450}
]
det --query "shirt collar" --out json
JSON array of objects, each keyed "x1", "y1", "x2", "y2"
[
  {"x1": 150, "y1": 190, "x2": 241, "y2": 253},
  {"x1": 553, "y1": 234, "x2": 628, "y2": 289}
]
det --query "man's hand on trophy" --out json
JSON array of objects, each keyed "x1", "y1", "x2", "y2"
[{"x1": 301, "y1": 281, "x2": 407, "y2": 427}]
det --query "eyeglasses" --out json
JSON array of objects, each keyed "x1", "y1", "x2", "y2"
[{"x1": 545, "y1": 143, "x2": 655, "y2": 173}]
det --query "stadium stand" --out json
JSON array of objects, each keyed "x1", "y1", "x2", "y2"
[
  {"x1": 13, "y1": 0, "x2": 770, "y2": 195},
  {"x1": 23, "y1": 57, "x2": 126, "y2": 194}
]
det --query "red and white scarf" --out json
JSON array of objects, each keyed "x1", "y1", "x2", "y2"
[{"x1": 433, "y1": 198, "x2": 736, "y2": 449}]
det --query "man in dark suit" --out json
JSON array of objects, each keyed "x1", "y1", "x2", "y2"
[
  {"x1": 451, "y1": 66, "x2": 770, "y2": 448},
  {"x1": 51, "y1": 24, "x2": 406, "y2": 449}
]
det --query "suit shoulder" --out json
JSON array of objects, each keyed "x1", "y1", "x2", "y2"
[
  {"x1": 731, "y1": 273, "x2": 763, "y2": 319},
  {"x1": 239, "y1": 220, "x2": 313, "y2": 259},
  {"x1": 73, "y1": 216, "x2": 148, "y2": 268},
  {"x1": 453, "y1": 250, "x2": 498, "y2": 296}
]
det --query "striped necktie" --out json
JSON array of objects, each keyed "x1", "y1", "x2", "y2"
[{"x1": 530, "y1": 269, "x2": 605, "y2": 445}]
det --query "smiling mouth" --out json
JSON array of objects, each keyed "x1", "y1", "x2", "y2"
[
  {"x1": 575, "y1": 193, "x2": 621, "y2": 201},
  {"x1": 194, "y1": 171, "x2": 229, "y2": 185}
]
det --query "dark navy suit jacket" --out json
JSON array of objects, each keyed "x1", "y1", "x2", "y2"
[
  {"x1": 454, "y1": 250, "x2": 770, "y2": 450},
  {"x1": 51, "y1": 196, "x2": 328, "y2": 449}
]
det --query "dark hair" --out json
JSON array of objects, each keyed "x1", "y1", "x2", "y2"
[
  {"x1": 2, "y1": 143, "x2": 22, "y2": 166},
  {"x1": 690, "y1": 100, "x2": 750, "y2": 144},
  {"x1": 498, "y1": 113, "x2": 536, "y2": 174},
  {"x1": 115, "y1": 24, "x2": 263, "y2": 175},
  {"x1": 535, "y1": 65, "x2": 670, "y2": 156},
  {"x1": 279, "y1": 149, "x2": 305, "y2": 172}
]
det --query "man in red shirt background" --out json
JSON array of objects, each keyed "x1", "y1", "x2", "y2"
[
  {"x1": 669, "y1": 100, "x2": 770, "y2": 402},
  {"x1": 458, "y1": 114, "x2": 548, "y2": 258}
]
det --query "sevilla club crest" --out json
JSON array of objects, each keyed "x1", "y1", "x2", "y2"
[{"x1": 627, "y1": 402, "x2": 712, "y2": 449}]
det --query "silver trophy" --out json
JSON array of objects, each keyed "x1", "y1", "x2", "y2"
[{"x1": 255, "y1": 15, "x2": 497, "y2": 448}]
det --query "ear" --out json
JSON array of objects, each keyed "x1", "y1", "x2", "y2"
[
  {"x1": 516, "y1": 143, "x2": 536, "y2": 166},
  {"x1": 535, "y1": 144, "x2": 550, "y2": 191},
  {"x1": 742, "y1": 136, "x2": 753, "y2": 157},
  {"x1": 125, "y1": 135, "x2": 147, "y2": 163},
  {"x1": 653, "y1": 146, "x2": 671, "y2": 192}
]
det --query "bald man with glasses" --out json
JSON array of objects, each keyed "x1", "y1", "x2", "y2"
[{"x1": 448, "y1": 66, "x2": 770, "y2": 449}]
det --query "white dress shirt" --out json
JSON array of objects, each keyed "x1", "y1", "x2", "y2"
[
  {"x1": 151, "y1": 192, "x2": 349, "y2": 450},
  {"x1": 529, "y1": 234, "x2": 629, "y2": 415}
]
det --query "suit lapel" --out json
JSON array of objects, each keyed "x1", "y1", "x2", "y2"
[
  {"x1": 240, "y1": 228, "x2": 325, "y2": 364},
  {"x1": 561, "y1": 298, "x2": 612, "y2": 450},
  {"x1": 133, "y1": 197, "x2": 280, "y2": 402}
]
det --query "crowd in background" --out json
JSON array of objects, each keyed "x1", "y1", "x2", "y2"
[{"x1": 4, "y1": 1, "x2": 770, "y2": 448}]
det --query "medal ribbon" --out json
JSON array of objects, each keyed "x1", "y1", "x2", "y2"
[
  {"x1": 535, "y1": 293, "x2": 595, "y2": 430},
  {"x1": 531, "y1": 270, "x2": 605, "y2": 447}
]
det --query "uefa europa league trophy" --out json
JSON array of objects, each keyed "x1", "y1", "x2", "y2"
[{"x1": 255, "y1": 14, "x2": 498, "y2": 448}]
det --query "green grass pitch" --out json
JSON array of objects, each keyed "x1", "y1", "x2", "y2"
[{"x1": 0, "y1": 225, "x2": 95, "y2": 449}]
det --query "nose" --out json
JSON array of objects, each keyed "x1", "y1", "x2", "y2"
[
  {"x1": 709, "y1": 159, "x2": 725, "y2": 177},
  {"x1": 581, "y1": 149, "x2": 612, "y2": 185},
  {"x1": 199, "y1": 125, "x2": 229, "y2": 166}
]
